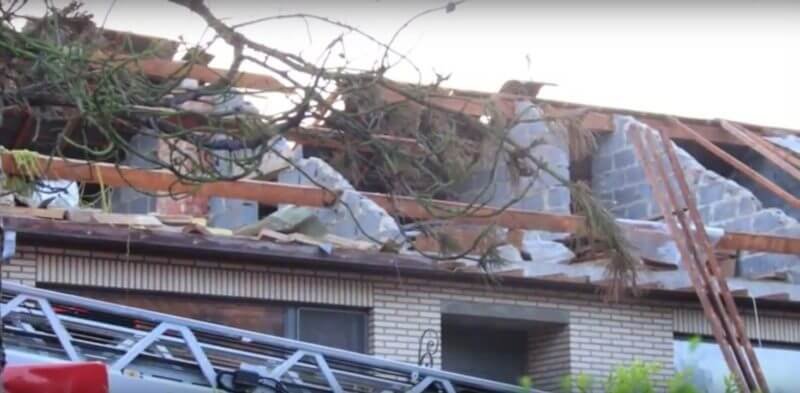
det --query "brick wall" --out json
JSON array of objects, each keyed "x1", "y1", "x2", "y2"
[
  {"x1": 732, "y1": 135, "x2": 800, "y2": 221},
  {"x1": 592, "y1": 116, "x2": 800, "y2": 279},
  {"x1": 454, "y1": 101, "x2": 571, "y2": 214},
  {"x1": 4, "y1": 244, "x2": 800, "y2": 392},
  {"x1": 528, "y1": 325, "x2": 571, "y2": 391}
]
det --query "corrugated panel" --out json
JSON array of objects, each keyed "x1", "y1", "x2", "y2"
[
  {"x1": 37, "y1": 256, "x2": 373, "y2": 307},
  {"x1": 674, "y1": 308, "x2": 800, "y2": 344}
]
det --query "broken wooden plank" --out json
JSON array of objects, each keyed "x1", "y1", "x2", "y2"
[
  {"x1": 751, "y1": 270, "x2": 790, "y2": 282},
  {"x1": 256, "y1": 228, "x2": 292, "y2": 243},
  {"x1": 0, "y1": 206, "x2": 66, "y2": 220},
  {"x1": 182, "y1": 223, "x2": 212, "y2": 236},
  {"x1": 672, "y1": 118, "x2": 800, "y2": 210},
  {"x1": 92, "y1": 212, "x2": 163, "y2": 227},
  {"x1": 758, "y1": 292, "x2": 790, "y2": 301},
  {"x1": 135, "y1": 59, "x2": 288, "y2": 92}
]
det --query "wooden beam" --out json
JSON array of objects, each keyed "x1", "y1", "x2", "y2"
[
  {"x1": 717, "y1": 232, "x2": 800, "y2": 254},
  {"x1": 1, "y1": 152, "x2": 797, "y2": 255},
  {"x1": 720, "y1": 120, "x2": 800, "y2": 182},
  {"x1": 90, "y1": 53, "x2": 288, "y2": 92},
  {"x1": 136, "y1": 59, "x2": 288, "y2": 92},
  {"x1": 671, "y1": 118, "x2": 800, "y2": 210},
  {"x1": 285, "y1": 127, "x2": 424, "y2": 154}
]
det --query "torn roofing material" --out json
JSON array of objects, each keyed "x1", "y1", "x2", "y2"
[{"x1": 3, "y1": 209, "x2": 800, "y2": 309}]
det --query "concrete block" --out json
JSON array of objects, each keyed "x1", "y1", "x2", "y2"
[
  {"x1": 208, "y1": 198, "x2": 258, "y2": 229},
  {"x1": 613, "y1": 185, "x2": 650, "y2": 206},
  {"x1": 625, "y1": 201, "x2": 649, "y2": 220},
  {"x1": 751, "y1": 208, "x2": 792, "y2": 233},
  {"x1": 623, "y1": 166, "x2": 646, "y2": 185},
  {"x1": 521, "y1": 234, "x2": 575, "y2": 264},
  {"x1": 613, "y1": 149, "x2": 636, "y2": 169},
  {"x1": 517, "y1": 192, "x2": 546, "y2": 212},
  {"x1": 738, "y1": 196, "x2": 760, "y2": 216},
  {"x1": 697, "y1": 182, "x2": 725, "y2": 206},
  {"x1": 711, "y1": 199, "x2": 739, "y2": 225},
  {"x1": 594, "y1": 155, "x2": 613, "y2": 175},
  {"x1": 278, "y1": 158, "x2": 400, "y2": 242},
  {"x1": 775, "y1": 224, "x2": 800, "y2": 238},
  {"x1": 739, "y1": 252, "x2": 800, "y2": 278},
  {"x1": 546, "y1": 187, "x2": 571, "y2": 212},
  {"x1": 723, "y1": 216, "x2": 753, "y2": 232}
]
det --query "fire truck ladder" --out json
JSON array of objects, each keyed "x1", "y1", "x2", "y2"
[{"x1": 0, "y1": 281, "x2": 543, "y2": 393}]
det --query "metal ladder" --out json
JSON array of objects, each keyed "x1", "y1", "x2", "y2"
[{"x1": 0, "y1": 282, "x2": 543, "y2": 393}]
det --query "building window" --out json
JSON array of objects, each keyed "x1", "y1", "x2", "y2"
[
  {"x1": 674, "y1": 336, "x2": 800, "y2": 393},
  {"x1": 292, "y1": 307, "x2": 367, "y2": 353},
  {"x1": 46, "y1": 286, "x2": 367, "y2": 353},
  {"x1": 442, "y1": 320, "x2": 528, "y2": 384}
]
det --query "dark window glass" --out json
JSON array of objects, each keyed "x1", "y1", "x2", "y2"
[
  {"x1": 45, "y1": 286, "x2": 368, "y2": 353},
  {"x1": 297, "y1": 308, "x2": 366, "y2": 353},
  {"x1": 442, "y1": 322, "x2": 527, "y2": 384},
  {"x1": 52, "y1": 286, "x2": 285, "y2": 335}
]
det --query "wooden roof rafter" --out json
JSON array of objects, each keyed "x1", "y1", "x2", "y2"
[{"x1": 0, "y1": 151, "x2": 797, "y2": 256}]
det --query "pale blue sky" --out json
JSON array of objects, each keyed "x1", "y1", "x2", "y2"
[{"x1": 21, "y1": 1, "x2": 800, "y2": 129}]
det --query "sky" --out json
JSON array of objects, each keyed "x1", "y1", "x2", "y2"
[{"x1": 20, "y1": 0, "x2": 800, "y2": 129}]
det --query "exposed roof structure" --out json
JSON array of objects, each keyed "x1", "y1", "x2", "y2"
[{"x1": 1, "y1": 22, "x2": 799, "y2": 311}]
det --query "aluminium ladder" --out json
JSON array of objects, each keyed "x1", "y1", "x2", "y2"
[{"x1": 0, "y1": 282, "x2": 544, "y2": 393}]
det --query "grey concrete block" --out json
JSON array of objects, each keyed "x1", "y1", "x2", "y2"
[
  {"x1": 738, "y1": 196, "x2": 760, "y2": 216},
  {"x1": 613, "y1": 185, "x2": 650, "y2": 205},
  {"x1": 592, "y1": 170, "x2": 626, "y2": 192},
  {"x1": 723, "y1": 216, "x2": 753, "y2": 232},
  {"x1": 613, "y1": 149, "x2": 636, "y2": 169},
  {"x1": 623, "y1": 166, "x2": 646, "y2": 185},
  {"x1": 711, "y1": 199, "x2": 739, "y2": 225},
  {"x1": 520, "y1": 234, "x2": 575, "y2": 264},
  {"x1": 546, "y1": 187, "x2": 571, "y2": 212},
  {"x1": 594, "y1": 155, "x2": 613, "y2": 175},
  {"x1": 646, "y1": 202, "x2": 662, "y2": 218},
  {"x1": 697, "y1": 182, "x2": 725, "y2": 206},
  {"x1": 208, "y1": 198, "x2": 258, "y2": 229},
  {"x1": 517, "y1": 192, "x2": 545, "y2": 211},
  {"x1": 698, "y1": 205, "x2": 711, "y2": 223},
  {"x1": 597, "y1": 192, "x2": 614, "y2": 203},
  {"x1": 752, "y1": 208, "x2": 792, "y2": 233},
  {"x1": 625, "y1": 201, "x2": 649, "y2": 219},
  {"x1": 775, "y1": 224, "x2": 800, "y2": 238},
  {"x1": 739, "y1": 252, "x2": 800, "y2": 278}
]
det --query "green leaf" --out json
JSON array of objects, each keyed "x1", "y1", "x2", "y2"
[{"x1": 688, "y1": 335, "x2": 702, "y2": 352}]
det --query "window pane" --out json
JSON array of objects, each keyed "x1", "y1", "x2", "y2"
[
  {"x1": 674, "y1": 338, "x2": 800, "y2": 393},
  {"x1": 297, "y1": 308, "x2": 366, "y2": 353}
]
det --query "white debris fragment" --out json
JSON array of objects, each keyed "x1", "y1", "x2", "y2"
[{"x1": 278, "y1": 157, "x2": 402, "y2": 243}]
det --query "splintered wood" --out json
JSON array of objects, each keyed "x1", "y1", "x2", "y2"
[{"x1": 628, "y1": 124, "x2": 769, "y2": 393}]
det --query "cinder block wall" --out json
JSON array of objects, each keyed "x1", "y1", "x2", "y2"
[
  {"x1": 455, "y1": 101, "x2": 571, "y2": 214},
  {"x1": 591, "y1": 116, "x2": 800, "y2": 278},
  {"x1": 731, "y1": 134, "x2": 800, "y2": 221}
]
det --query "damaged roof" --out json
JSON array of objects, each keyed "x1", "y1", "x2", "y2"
[
  {"x1": 1, "y1": 23, "x2": 799, "y2": 312},
  {"x1": 3, "y1": 204, "x2": 800, "y2": 309}
]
